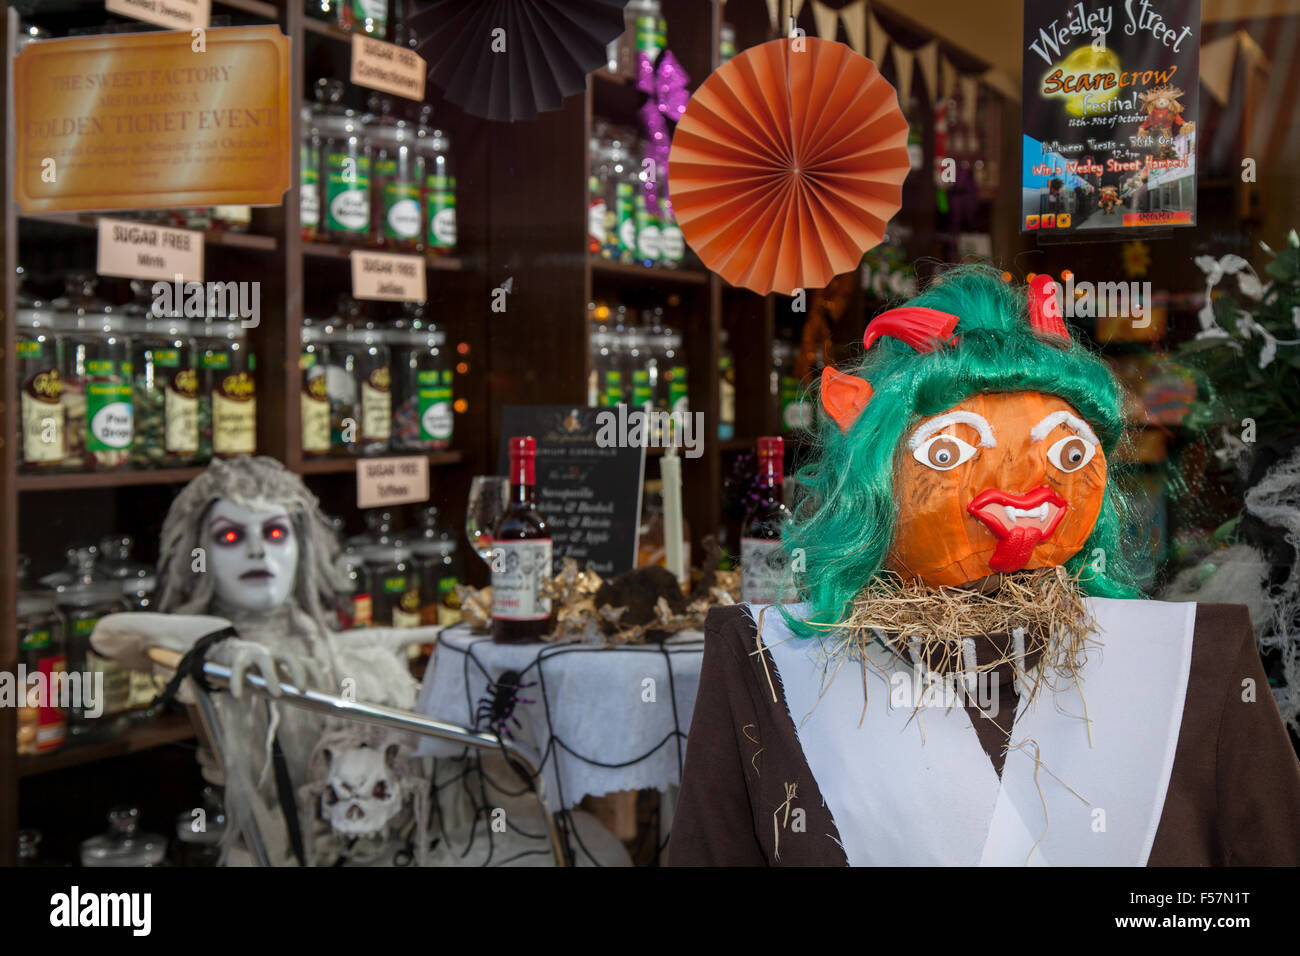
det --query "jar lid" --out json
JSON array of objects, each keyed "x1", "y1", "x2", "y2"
[
  {"x1": 17, "y1": 590, "x2": 56, "y2": 617},
  {"x1": 80, "y1": 807, "x2": 167, "y2": 867}
]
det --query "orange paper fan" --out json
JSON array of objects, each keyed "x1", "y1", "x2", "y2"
[{"x1": 668, "y1": 38, "x2": 909, "y2": 296}]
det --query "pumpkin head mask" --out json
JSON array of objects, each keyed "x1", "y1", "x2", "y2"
[
  {"x1": 784, "y1": 266, "x2": 1134, "y2": 635},
  {"x1": 888, "y1": 390, "x2": 1108, "y2": 587}
]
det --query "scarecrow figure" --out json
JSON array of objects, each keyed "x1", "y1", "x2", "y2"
[
  {"x1": 671, "y1": 267, "x2": 1300, "y2": 866},
  {"x1": 1098, "y1": 185, "x2": 1120, "y2": 215},
  {"x1": 1136, "y1": 85, "x2": 1194, "y2": 160}
]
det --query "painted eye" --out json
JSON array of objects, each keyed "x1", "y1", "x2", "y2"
[
  {"x1": 216, "y1": 528, "x2": 242, "y2": 546},
  {"x1": 913, "y1": 434, "x2": 977, "y2": 471},
  {"x1": 265, "y1": 523, "x2": 289, "y2": 542},
  {"x1": 1047, "y1": 435, "x2": 1097, "y2": 473}
]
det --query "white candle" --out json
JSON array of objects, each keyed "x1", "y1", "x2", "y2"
[{"x1": 660, "y1": 446, "x2": 685, "y2": 586}]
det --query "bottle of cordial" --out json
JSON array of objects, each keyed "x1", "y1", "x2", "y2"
[
  {"x1": 740, "y1": 436, "x2": 794, "y2": 606},
  {"x1": 491, "y1": 436, "x2": 554, "y2": 643}
]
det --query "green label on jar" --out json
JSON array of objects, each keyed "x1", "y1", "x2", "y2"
[
  {"x1": 20, "y1": 628, "x2": 51, "y2": 651},
  {"x1": 301, "y1": 144, "x2": 320, "y2": 227},
  {"x1": 602, "y1": 369, "x2": 622, "y2": 407},
  {"x1": 426, "y1": 173, "x2": 457, "y2": 248},
  {"x1": 616, "y1": 182, "x2": 635, "y2": 256},
  {"x1": 632, "y1": 369, "x2": 652, "y2": 406},
  {"x1": 383, "y1": 575, "x2": 407, "y2": 594},
  {"x1": 73, "y1": 615, "x2": 100, "y2": 638},
  {"x1": 17, "y1": 340, "x2": 41, "y2": 359},
  {"x1": 86, "y1": 358, "x2": 117, "y2": 376},
  {"x1": 326, "y1": 151, "x2": 371, "y2": 234},
  {"x1": 203, "y1": 351, "x2": 231, "y2": 370},
  {"x1": 416, "y1": 368, "x2": 453, "y2": 441},
  {"x1": 151, "y1": 349, "x2": 180, "y2": 368},
  {"x1": 669, "y1": 366, "x2": 688, "y2": 416},
  {"x1": 86, "y1": 381, "x2": 133, "y2": 452},
  {"x1": 384, "y1": 181, "x2": 422, "y2": 240}
]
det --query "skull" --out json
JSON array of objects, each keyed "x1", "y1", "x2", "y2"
[{"x1": 321, "y1": 742, "x2": 402, "y2": 836}]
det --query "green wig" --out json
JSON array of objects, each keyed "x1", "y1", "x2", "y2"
[{"x1": 783, "y1": 264, "x2": 1141, "y2": 638}]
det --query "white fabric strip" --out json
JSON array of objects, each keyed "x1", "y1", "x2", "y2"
[{"x1": 751, "y1": 597, "x2": 1197, "y2": 866}]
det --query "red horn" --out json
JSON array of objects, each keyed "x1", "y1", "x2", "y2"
[
  {"x1": 862, "y1": 307, "x2": 960, "y2": 353},
  {"x1": 1028, "y1": 274, "x2": 1070, "y2": 342}
]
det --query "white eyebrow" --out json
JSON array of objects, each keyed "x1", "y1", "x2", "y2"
[
  {"x1": 907, "y1": 411, "x2": 996, "y2": 449},
  {"x1": 1030, "y1": 410, "x2": 1099, "y2": 445}
]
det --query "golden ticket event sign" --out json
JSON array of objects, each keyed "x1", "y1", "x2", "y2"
[
  {"x1": 105, "y1": 0, "x2": 211, "y2": 32},
  {"x1": 14, "y1": 25, "x2": 290, "y2": 214}
]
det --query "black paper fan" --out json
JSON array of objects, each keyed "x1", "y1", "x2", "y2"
[{"x1": 410, "y1": 0, "x2": 630, "y2": 122}]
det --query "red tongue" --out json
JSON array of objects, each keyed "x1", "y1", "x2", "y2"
[{"x1": 988, "y1": 525, "x2": 1045, "y2": 572}]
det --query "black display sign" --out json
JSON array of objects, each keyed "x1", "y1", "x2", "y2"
[
  {"x1": 1021, "y1": 0, "x2": 1200, "y2": 235},
  {"x1": 498, "y1": 405, "x2": 646, "y2": 576}
]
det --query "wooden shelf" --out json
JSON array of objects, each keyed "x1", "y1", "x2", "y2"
[
  {"x1": 17, "y1": 713, "x2": 195, "y2": 779},
  {"x1": 215, "y1": 0, "x2": 280, "y2": 17},
  {"x1": 297, "y1": 450, "x2": 465, "y2": 474},
  {"x1": 20, "y1": 213, "x2": 277, "y2": 251},
  {"x1": 590, "y1": 257, "x2": 710, "y2": 285},
  {"x1": 17, "y1": 467, "x2": 207, "y2": 493},
  {"x1": 303, "y1": 241, "x2": 466, "y2": 272},
  {"x1": 303, "y1": 17, "x2": 359, "y2": 44}
]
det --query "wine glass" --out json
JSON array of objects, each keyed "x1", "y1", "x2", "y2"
[{"x1": 465, "y1": 476, "x2": 509, "y2": 566}]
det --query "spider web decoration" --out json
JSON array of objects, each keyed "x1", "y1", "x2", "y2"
[
  {"x1": 668, "y1": 37, "x2": 910, "y2": 295},
  {"x1": 427, "y1": 631, "x2": 700, "y2": 866},
  {"x1": 409, "y1": 0, "x2": 631, "y2": 122}
]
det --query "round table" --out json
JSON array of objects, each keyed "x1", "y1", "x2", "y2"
[{"x1": 414, "y1": 624, "x2": 705, "y2": 815}]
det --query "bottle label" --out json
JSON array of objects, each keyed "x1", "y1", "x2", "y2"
[
  {"x1": 395, "y1": 584, "x2": 422, "y2": 628},
  {"x1": 72, "y1": 615, "x2": 129, "y2": 718},
  {"x1": 635, "y1": 15, "x2": 664, "y2": 59},
  {"x1": 384, "y1": 180, "x2": 422, "y2": 240},
  {"x1": 417, "y1": 368, "x2": 453, "y2": 441},
  {"x1": 491, "y1": 539, "x2": 553, "y2": 621},
  {"x1": 720, "y1": 377, "x2": 736, "y2": 431},
  {"x1": 164, "y1": 368, "x2": 200, "y2": 454},
  {"x1": 352, "y1": 0, "x2": 387, "y2": 31},
  {"x1": 302, "y1": 371, "x2": 330, "y2": 452},
  {"x1": 588, "y1": 200, "x2": 607, "y2": 245},
  {"x1": 426, "y1": 173, "x2": 457, "y2": 248},
  {"x1": 362, "y1": 366, "x2": 392, "y2": 441},
  {"x1": 741, "y1": 537, "x2": 794, "y2": 605},
  {"x1": 86, "y1": 378, "x2": 133, "y2": 452},
  {"x1": 18, "y1": 650, "x2": 67, "y2": 753},
  {"x1": 21, "y1": 367, "x2": 65, "y2": 464},
  {"x1": 326, "y1": 152, "x2": 370, "y2": 233},
  {"x1": 213, "y1": 371, "x2": 256, "y2": 454},
  {"x1": 352, "y1": 593, "x2": 373, "y2": 628}
]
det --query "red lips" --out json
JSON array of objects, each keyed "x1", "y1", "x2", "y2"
[{"x1": 967, "y1": 487, "x2": 1068, "y2": 573}]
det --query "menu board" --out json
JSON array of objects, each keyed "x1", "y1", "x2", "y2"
[
  {"x1": 14, "y1": 25, "x2": 291, "y2": 213},
  {"x1": 498, "y1": 406, "x2": 646, "y2": 576},
  {"x1": 1021, "y1": 0, "x2": 1200, "y2": 234}
]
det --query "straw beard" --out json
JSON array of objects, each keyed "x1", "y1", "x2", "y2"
[{"x1": 827, "y1": 565, "x2": 1099, "y2": 709}]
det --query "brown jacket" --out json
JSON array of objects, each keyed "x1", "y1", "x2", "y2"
[{"x1": 668, "y1": 603, "x2": 1300, "y2": 866}]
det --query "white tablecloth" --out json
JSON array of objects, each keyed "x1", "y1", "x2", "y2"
[{"x1": 414, "y1": 625, "x2": 705, "y2": 814}]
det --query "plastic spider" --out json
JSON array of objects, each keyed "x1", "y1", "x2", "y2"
[{"x1": 474, "y1": 670, "x2": 536, "y2": 741}]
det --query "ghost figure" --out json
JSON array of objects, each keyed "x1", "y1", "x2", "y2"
[{"x1": 91, "y1": 456, "x2": 437, "y2": 866}]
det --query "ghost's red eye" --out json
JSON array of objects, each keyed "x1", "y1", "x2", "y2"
[
  {"x1": 265, "y1": 523, "x2": 289, "y2": 542},
  {"x1": 216, "y1": 528, "x2": 241, "y2": 546}
]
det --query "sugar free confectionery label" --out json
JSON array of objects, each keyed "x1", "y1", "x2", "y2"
[
  {"x1": 97, "y1": 218, "x2": 204, "y2": 282},
  {"x1": 491, "y1": 539, "x2": 553, "y2": 621},
  {"x1": 356, "y1": 455, "x2": 429, "y2": 509},
  {"x1": 14, "y1": 25, "x2": 290, "y2": 213},
  {"x1": 351, "y1": 34, "x2": 426, "y2": 101},
  {"x1": 350, "y1": 250, "x2": 427, "y2": 302},
  {"x1": 106, "y1": 0, "x2": 211, "y2": 31}
]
